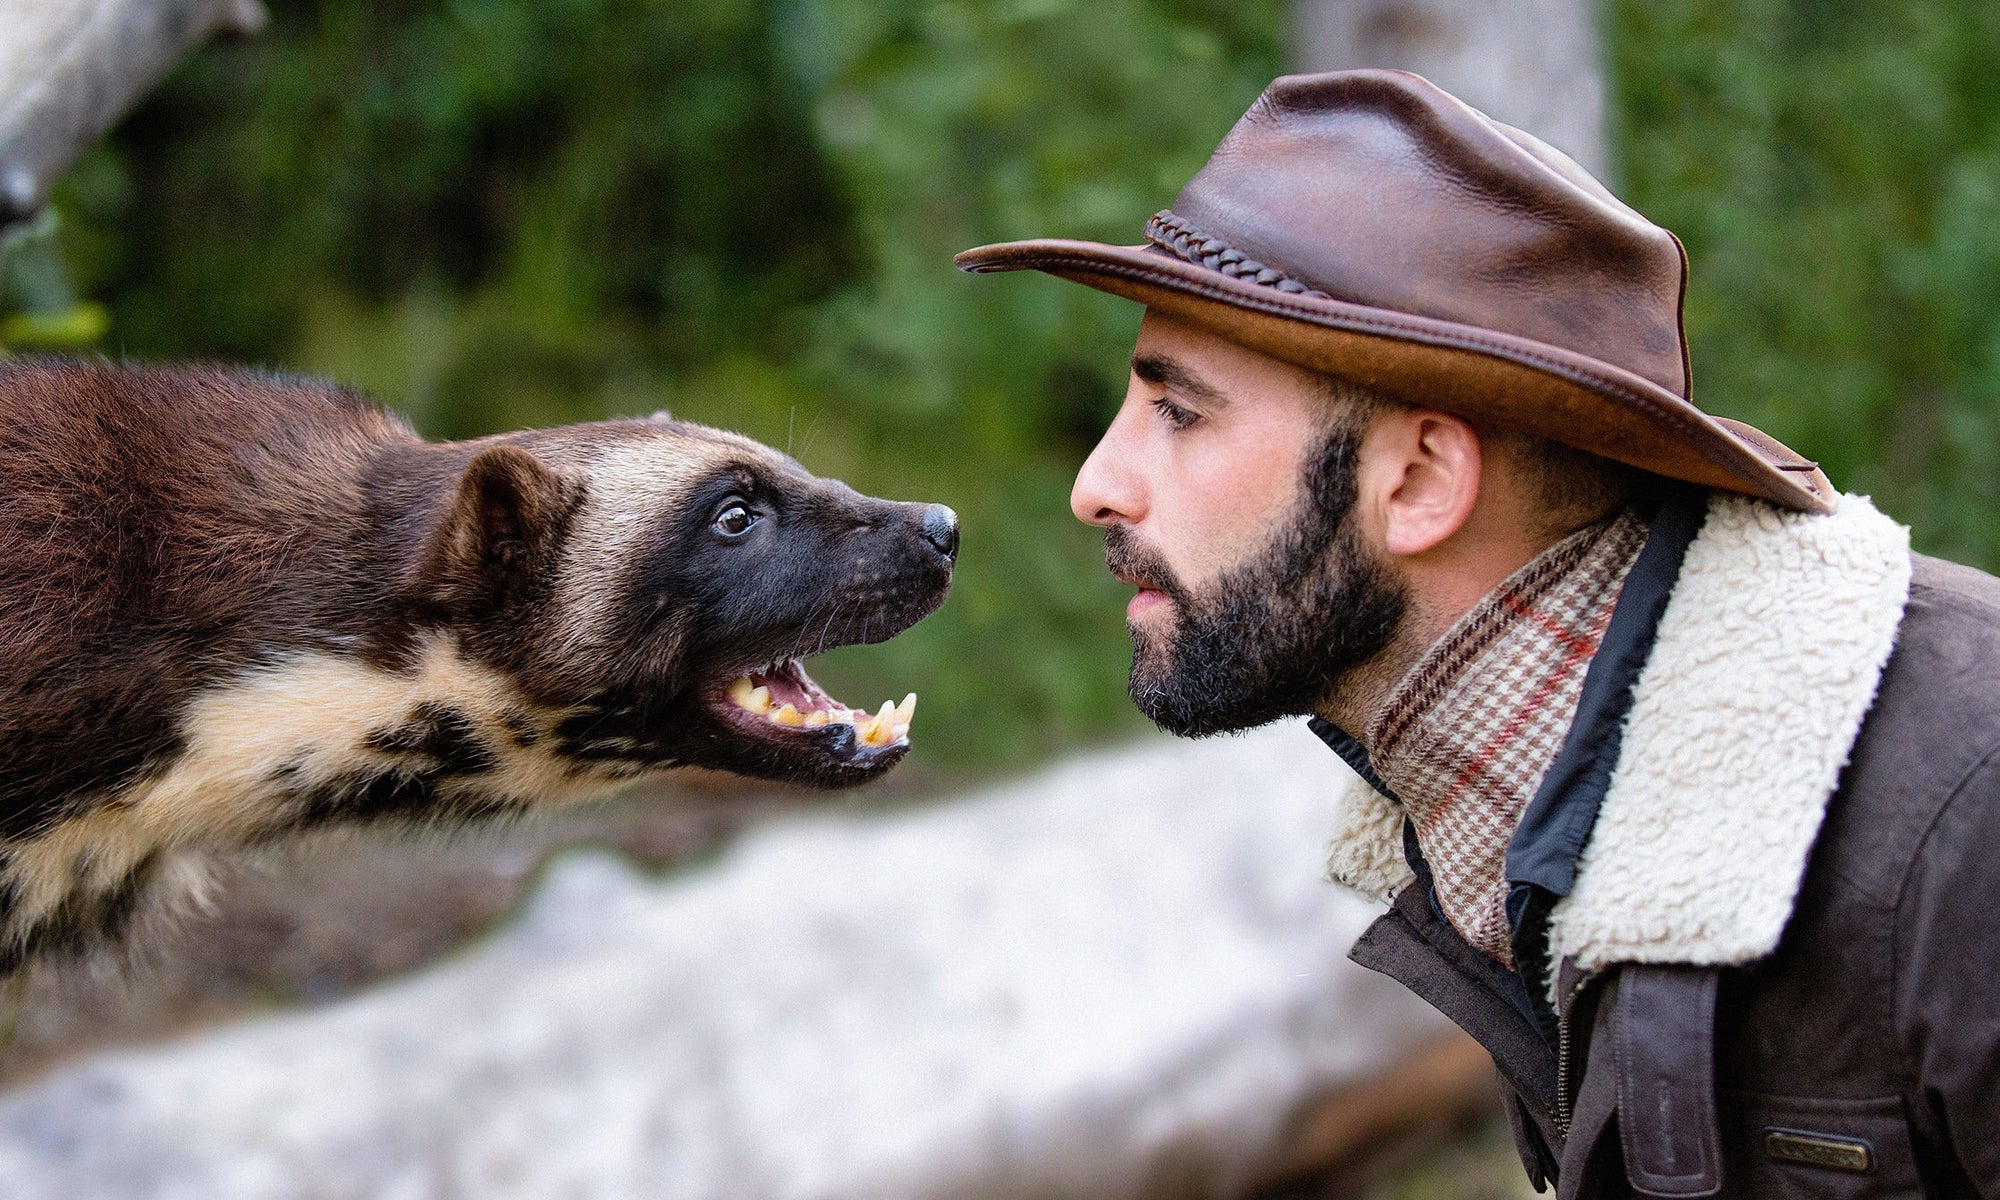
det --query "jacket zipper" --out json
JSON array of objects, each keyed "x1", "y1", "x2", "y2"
[
  {"x1": 1553, "y1": 967, "x2": 1597, "y2": 1141},
  {"x1": 1555, "y1": 1016, "x2": 1575, "y2": 1140}
]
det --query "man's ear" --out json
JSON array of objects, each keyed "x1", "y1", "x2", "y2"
[
  {"x1": 1373, "y1": 410, "x2": 1483, "y2": 558},
  {"x1": 417, "y1": 445, "x2": 575, "y2": 611}
]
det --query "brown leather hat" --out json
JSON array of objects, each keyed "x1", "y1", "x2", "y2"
[{"x1": 956, "y1": 69, "x2": 1833, "y2": 512}]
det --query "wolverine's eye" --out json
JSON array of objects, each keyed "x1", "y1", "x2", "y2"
[{"x1": 712, "y1": 501, "x2": 759, "y2": 537}]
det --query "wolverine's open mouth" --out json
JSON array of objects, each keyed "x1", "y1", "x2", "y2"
[
  {"x1": 668, "y1": 492, "x2": 956, "y2": 787},
  {"x1": 704, "y1": 658, "x2": 917, "y2": 773}
]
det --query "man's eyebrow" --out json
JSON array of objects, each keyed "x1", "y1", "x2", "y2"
[{"x1": 1131, "y1": 353, "x2": 1229, "y2": 411}]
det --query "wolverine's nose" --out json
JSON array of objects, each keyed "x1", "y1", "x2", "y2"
[{"x1": 920, "y1": 504, "x2": 959, "y2": 561}]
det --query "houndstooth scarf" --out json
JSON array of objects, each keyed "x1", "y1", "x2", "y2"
[{"x1": 1366, "y1": 509, "x2": 1649, "y2": 965}]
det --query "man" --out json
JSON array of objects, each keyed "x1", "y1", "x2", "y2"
[{"x1": 957, "y1": 70, "x2": 2000, "y2": 1197}]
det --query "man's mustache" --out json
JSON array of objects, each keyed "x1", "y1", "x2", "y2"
[{"x1": 1104, "y1": 526, "x2": 1190, "y2": 607}]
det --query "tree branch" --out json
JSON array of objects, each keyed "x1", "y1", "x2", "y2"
[{"x1": 0, "y1": 0, "x2": 267, "y2": 224}]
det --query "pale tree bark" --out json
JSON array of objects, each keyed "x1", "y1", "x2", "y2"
[
  {"x1": 0, "y1": 0, "x2": 266, "y2": 224},
  {"x1": 1291, "y1": 0, "x2": 1608, "y2": 178}
]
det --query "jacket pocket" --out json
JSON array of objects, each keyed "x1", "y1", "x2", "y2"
[{"x1": 1717, "y1": 1091, "x2": 1921, "y2": 1198}]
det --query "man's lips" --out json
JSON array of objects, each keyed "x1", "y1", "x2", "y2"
[
  {"x1": 1105, "y1": 530, "x2": 1180, "y2": 621},
  {"x1": 1127, "y1": 587, "x2": 1171, "y2": 620},
  {"x1": 1113, "y1": 572, "x2": 1173, "y2": 619}
]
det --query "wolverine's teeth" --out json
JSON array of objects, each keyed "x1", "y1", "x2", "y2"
[
  {"x1": 857, "y1": 701, "x2": 901, "y2": 746},
  {"x1": 771, "y1": 703, "x2": 803, "y2": 727},
  {"x1": 803, "y1": 710, "x2": 830, "y2": 729},
  {"x1": 893, "y1": 693, "x2": 916, "y2": 725},
  {"x1": 747, "y1": 685, "x2": 773, "y2": 714},
  {"x1": 728, "y1": 677, "x2": 756, "y2": 707},
  {"x1": 890, "y1": 721, "x2": 910, "y2": 742}
]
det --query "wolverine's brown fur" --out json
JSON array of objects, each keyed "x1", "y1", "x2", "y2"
[{"x1": 0, "y1": 358, "x2": 955, "y2": 967}]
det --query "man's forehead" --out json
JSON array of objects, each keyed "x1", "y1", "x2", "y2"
[
  {"x1": 1129, "y1": 309, "x2": 1345, "y2": 416},
  {"x1": 1129, "y1": 351, "x2": 1229, "y2": 411},
  {"x1": 1130, "y1": 308, "x2": 1301, "y2": 377}
]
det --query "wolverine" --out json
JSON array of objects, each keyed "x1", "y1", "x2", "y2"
[{"x1": 0, "y1": 358, "x2": 957, "y2": 967}]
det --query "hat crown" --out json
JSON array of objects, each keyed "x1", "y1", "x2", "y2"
[
  {"x1": 952, "y1": 69, "x2": 1835, "y2": 512},
  {"x1": 1166, "y1": 70, "x2": 1691, "y2": 398}
]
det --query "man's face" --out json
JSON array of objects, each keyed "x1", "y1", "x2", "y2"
[{"x1": 1071, "y1": 312, "x2": 1406, "y2": 736}]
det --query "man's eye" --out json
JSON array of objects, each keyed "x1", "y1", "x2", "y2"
[
  {"x1": 1151, "y1": 396, "x2": 1200, "y2": 430},
  {"x1": 712, "y1": 502, "x2": 759, "y2": 537}
]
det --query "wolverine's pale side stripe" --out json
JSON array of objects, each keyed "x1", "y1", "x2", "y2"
[
  {"x1": 1, "y1": 636, "x2": 631, "y2": 935},
  {"x1": 0, "y1": 361, "x2": 956, "y2": 967},
  {"x1": 1324, "y1": 492, "x2": 1911, "y2": 977}
]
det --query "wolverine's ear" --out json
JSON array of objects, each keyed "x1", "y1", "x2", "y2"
[{"x1": 418, "y1": 445, "x2": 575, "y2": 610}]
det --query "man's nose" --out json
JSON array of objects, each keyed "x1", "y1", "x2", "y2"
[{"x1": 1070, "y1": 407, "x2": 1145, "y2": 528}]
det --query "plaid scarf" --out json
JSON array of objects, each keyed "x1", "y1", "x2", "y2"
[{"x1": 1367, "y1": 509, "x2": 1649, "y2": 965}]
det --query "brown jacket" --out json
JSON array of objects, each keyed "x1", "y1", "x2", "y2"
[{"x1": 1327, "y1": 494, "x2": 1999, "y2": 1196}]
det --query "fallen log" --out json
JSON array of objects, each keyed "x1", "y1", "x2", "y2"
[{"x1": 0, "y1": 0, "x2": 266, "y2": 223}]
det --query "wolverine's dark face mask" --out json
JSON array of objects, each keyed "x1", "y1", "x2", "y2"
[
  {"x1": 421, "y1": 419, "x2": 957, "y2": 789},
  {"x1": 624, "y1": 450, "x2": 957, "y2": 786}
]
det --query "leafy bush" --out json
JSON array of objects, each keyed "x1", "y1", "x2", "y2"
[
  {"x1": 26, "y1": 0, "x2": 1284, "y2": 773},
  {"x1": 1609, "y1": 0, "x2": 2000, "y2": 567},
  {"x1": 12, "y1": 0, "x2": 1995, "y2": 774}
]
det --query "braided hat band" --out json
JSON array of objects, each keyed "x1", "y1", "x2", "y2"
[{"x1": 1143, "y1": 211, "x2": 1332, "y2": 301}]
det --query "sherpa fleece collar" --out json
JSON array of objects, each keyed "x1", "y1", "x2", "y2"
[{"x1": 1325, "y1": 492, "x2": 1911, "y2": 971}]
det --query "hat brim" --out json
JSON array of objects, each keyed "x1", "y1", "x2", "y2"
[{"x1": 956, "y1": 238, "x2": 1833, "y2": 513}]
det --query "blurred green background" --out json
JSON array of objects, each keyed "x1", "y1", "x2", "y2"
[{"x1": 2, "y1": 0, "x2": 1995, "y2": 776}]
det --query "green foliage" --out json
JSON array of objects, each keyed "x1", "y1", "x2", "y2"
[
  {"x1": 39, "y1": 0, "x2": 1284, "y2": 772},
  {"x1": 0, "y1": 213, "x2": 110, "y2": 352},
  {"x1": 1607, "y1": 0, "x2": 2000, "y2": 567},
  {"x1": 22, "y1": 0, "x2": 1996, "y2": 773}
]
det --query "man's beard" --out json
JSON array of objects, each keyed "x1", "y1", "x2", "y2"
[{"x1": 1104, "y1": 430, "x2": 1406, "y2": 737}]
